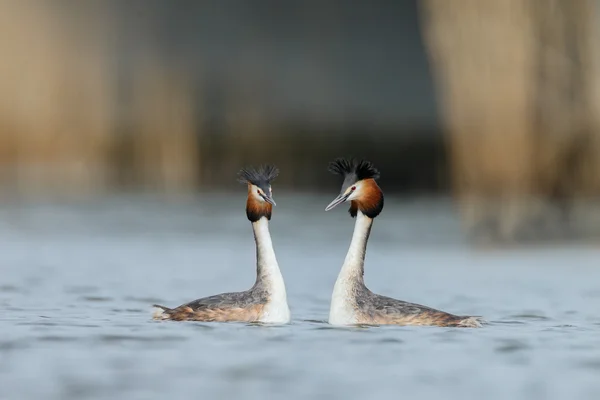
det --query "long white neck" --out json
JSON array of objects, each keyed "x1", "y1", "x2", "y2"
[
  {"x1": 252, "y1": 217, "x2": 290, "y2": 323},
  {"x1": 329, "y1": 211, "x2": 373, "y2": 325},
  {"x1": 339, "y1": 211, "x2": 373, "y2": 281}
]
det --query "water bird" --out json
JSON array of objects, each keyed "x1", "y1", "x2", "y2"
[
  {"x1": 325, "y1": 158, "x2": 483, "y2": 328},
  {"x1": 153, "y1": 165, "x2": 290, "y2": 324}
]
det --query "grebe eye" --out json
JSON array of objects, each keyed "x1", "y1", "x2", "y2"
[
  {"x1": 351, "y1": 186, "x2": 356, "y2": 191},
  {"x1": 257, "y1": 190, "x2": 261, "y2": 195}
]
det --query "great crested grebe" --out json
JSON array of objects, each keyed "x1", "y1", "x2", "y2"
[
  {"x1": 325, "y1": 158, "x2": 483, "y2": 328},
  {"x1": 153, "y1": 165, "x2": 290, "y2": 324}
]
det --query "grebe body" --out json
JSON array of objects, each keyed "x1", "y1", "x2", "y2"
[
  {"x1": 153, "y1": 165, "x2": 290, "y2": 324},
  {"x1": 325, "y1": 158, "x2": 483, "y2": 328}
]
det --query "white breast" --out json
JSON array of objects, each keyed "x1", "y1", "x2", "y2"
[
  {"x1": 259, "y1": 291, "x2": 290, "y2": 324},
  {"x1": 328, "y1": 279, "x2": 358, "y2": 326}
]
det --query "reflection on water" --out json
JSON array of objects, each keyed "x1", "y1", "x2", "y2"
[{"x1": 1, "y1": 194, "x2": 600, "y2": 400}]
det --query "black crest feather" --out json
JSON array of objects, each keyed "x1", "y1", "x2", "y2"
[
  {"x1": 237, "y1": 164, "x2": 279, "y2": 186},
  {"x1": 328, "y1": 158, "x2": 380, "y2": 181}
]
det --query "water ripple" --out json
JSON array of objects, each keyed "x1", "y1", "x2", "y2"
[
  {"x1": 17, "y1": 321, "x2": 60, "y2": 327},
  {"x1": 494, "y1": 320, "x2": 527, "y2": 325},
  {"x1": 495, "y1": 339, "x2": 531, "y2": 353},
  {"x1": 124, "y1": 296, "x2": 165, "y2": 304},
  {"x1": 302, "y1": 319, "x2": 327, "y2": 325},
  {"x1": 0, "y1": 285, "x2": 21, "y2": 293},
  {"x1": 80, "y1": 296, "x2": 114, "y2": 302},
  {"x1": 0, "y1": 339, "x2": 28, "y2": 351},
  {"x1": 378, "y1": 337, "x2": 404, "y2": 344},
  {"x1": 38, "y1": 335, "x2": 80, "y2": 343},
  {"x1": 188, "y1": 323, "x2": 216, "y2": 331},
  {"x1": 94, "y1": 334, "x2": 187, "y2": 343},
  {"x1": 507, "y1": 314, "x2": 551, "y2": 321},
  {"x1": 111, "y1": 308, "x2": 144, "y2": 313},
  {"x1": 578, "y1": 359, "x2": 600, "y2": 370},
  {"x1": 63, "y1": 285, "x2": 99, "y2": 294}
]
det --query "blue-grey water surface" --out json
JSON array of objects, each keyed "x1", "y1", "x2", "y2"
[{"x1": 1, "y1": 194, "x2": 599, "y2": 400}]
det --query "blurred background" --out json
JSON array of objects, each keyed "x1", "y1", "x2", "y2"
[
  {"x1": 3, "y1": 3, "x2": 600, "y2": 399},
  {"x1": 1, "y1": 0, "x2": 600, "y2": 244}
]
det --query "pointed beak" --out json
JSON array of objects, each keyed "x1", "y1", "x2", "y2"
[
  {"x1": 325, "y1": 192, "x2": 350, "y2": 211},
  {"x1": 260, "y1": 193, "x2": 276, "y2": 206}
]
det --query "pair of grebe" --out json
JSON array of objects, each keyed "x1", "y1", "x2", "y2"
[{"x1": 153, "y1": 158, "x2": 483, "y2": 328}]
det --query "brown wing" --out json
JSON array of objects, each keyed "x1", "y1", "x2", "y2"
[
  {"x1": 153, "y1": 289, "x2": 268, "y2": 322},
  {"x1": 361, "y1": 294, "x2": 483, "y2": 327},
  {"x1": 380, "y1": 309, "x2": 476, "y2": 327},
  {"x1": 154, "y1": 303, "x2": 264, "y2": 322}
]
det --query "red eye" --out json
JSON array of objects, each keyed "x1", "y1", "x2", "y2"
[
  {"x1": 351, "y1": 186, "x2": 356, "y2": 191},
  {"x1": 257, "y1": 190, "x2": 261, "y2": 194}
]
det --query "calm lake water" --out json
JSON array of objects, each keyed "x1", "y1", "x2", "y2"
[{"x1": 1, "y1": 194, "x2": 599, "y2": 400}]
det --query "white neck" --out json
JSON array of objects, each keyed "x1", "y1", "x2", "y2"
[
  {"x1": 252, "y1": 217, "x2": 290, "y2": 323},
  {"x1": 329, "y1": 211, "x2": 373, "y2": 325}
]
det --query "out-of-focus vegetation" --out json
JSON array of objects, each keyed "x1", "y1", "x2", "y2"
[
  {"x1": 1, "y1": 1, "x2": 600, "y2": 243},
  {"x1": 0, "y1": 1, "x2": 441, "y2": 196},
  {"x1": 421, "y1": 0, "x2": 600, "y2": 242}
]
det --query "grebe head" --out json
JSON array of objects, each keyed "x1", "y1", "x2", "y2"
[
  {"x1": 238, "y1": 164, "x2": 278, "y2": 222},
  {"x1": 325, "y1": 157, "x2": 384, "y2": 218}
]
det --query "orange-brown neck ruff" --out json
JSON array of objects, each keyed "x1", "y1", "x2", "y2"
[
  {"x1": 246, "y1": 193, "x2": 272, "y2": 222},
  {"x1": 349, "y1": 178, "x2": 384, "y2": 219}
]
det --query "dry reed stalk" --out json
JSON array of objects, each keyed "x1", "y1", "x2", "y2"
[
  {"x1": 0, "y1": 2, "x2": 117, "y2": 197},
  {"x1": 131, "y1": 60, "x2": 199, "y2": 193}
]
